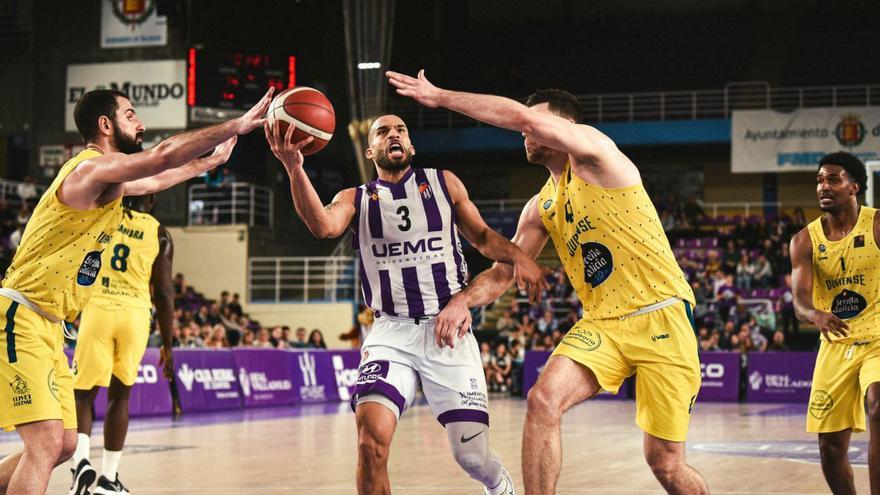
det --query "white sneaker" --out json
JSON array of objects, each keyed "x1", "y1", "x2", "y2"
[{"x1": 484, "y1": 468, "x2": 515, "y2": 495}]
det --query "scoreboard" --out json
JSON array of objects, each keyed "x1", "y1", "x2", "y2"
[{"x1": 187, "y1": 47, "x2": 295, "y2": 121}]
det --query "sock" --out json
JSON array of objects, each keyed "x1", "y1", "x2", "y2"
[
  {"x1": 102, "y1": 450, "x2": 122, "y2": 481},
  {"x1": 73, "y1": 433, "x2": 90, "y2": 466}
]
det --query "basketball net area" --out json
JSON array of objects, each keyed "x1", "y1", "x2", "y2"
[{"x1": 867, "y1": 160, "x2": 880, "y2": 207}]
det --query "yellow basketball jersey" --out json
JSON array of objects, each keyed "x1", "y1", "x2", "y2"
[
  {"x1": 88, "y1": 210, "x2": 160, "y2": 309},
  {"x1": 538, "y1": 163, "x2": 694, "y2": 320},
  {"x1": 2, "y1": 149, "x2": 123, "y2": 321},
  {"x1": 808, "y1": 207, "x2": 880, "y2": 342}
]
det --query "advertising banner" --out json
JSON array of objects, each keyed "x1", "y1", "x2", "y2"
[
  {"x1": 66, "y1": 60, "x2": 186, "y2": 131},
  {"x1": 174, "y1": 350, "x2": 241, "y2": 412},
  {"x1": 698, "y1": 352, "x2": 741, "y2": 402},
  {"x1": 101, "y1": 0, "x2": 167, "y2": 49},
  {"x1": 328, "y1": 350, "x2": 361, "y2": 402},
  {"x1": 522, "y1": 351, "x2": 629, "y2": 400},
  {"x1": 732, "y1": 107, "x2": 880, "y2": 173},
  {"x1": 746, "y1": 352, "x2": 815, "y2": 403},
  {"x1": 233, "y1": 349, "x2": 296, "y2": 408}
]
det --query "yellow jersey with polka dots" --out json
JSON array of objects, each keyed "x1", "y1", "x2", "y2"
[
  {"x1": 808, "y1": 207, "x2": 880, "y2": 343},
  {"x1": 88, "y1": 210, "x2": 159, "y2": 310},
  {"x1": 537, "y1": 162, "x2": 694, "y2": 320},
  {"x1": 2, "y1": 149, "x2": 123, "y2": 321}
]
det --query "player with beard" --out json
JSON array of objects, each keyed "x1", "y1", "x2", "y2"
[
  {"x1": 265, "y1": 114, "x2": 546, "y2": 494},
  {"x1": 0, "y1": 88, "x2": 271, "y2": 494},
  {"x1": 388, "y1": 71, "x2": 708, "y2": 494},
  {"x1": 791, "y1": 152, "x2": 880, "y2": 494}
]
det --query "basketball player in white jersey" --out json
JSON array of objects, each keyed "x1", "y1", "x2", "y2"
[{"x1": 265, "y1": 115, "x2": 546, "y2": 494}]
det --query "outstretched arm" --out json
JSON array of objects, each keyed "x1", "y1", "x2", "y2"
[
  {"x1": 790, "y1": 228, "x2": 848, "y2": 341},
  {"x1": 434, "y1": 194, "x2": 550, "y2": 347},
  {"x1": 444, "y1": 170, "x2": 547, "y2": 302},
  {"x1": 123, "y1": 137, "x2": 237, "y2": 196},
  {"x1": 387, "y1": 70, "x2": 629, "y2": 164},
  {"x1": 151, "y1": 226, "x2": 175, "y2": 379},
  {"x1": 265, "y1": 121, "x2": 356, "y2": 238},
  {"x1": 60, "y1": 88, "x2": 274, "y2": 209}
]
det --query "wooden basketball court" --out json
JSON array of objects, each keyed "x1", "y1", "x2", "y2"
[{"x1": 0, "y1": 397, "x2": 861, "y2": 494}]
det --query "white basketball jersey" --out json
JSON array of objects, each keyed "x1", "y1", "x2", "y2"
[{"x1": 354, "y1": 168, "x2": 467, "y2": 318}]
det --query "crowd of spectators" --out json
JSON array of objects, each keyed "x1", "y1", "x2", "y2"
[
  {"x1": 140, "y1": 275, "x2": 330, "y2": 351},
  {"x1": 0, "y1": 177, "x2": 41, "y2": 274}
]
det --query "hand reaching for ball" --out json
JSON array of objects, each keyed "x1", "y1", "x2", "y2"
[
  {"x1": 264, "y1": 120, "x2": 314, "y2": 172},
  {"x1": 235, "y1": 87, "x2": 275, "y2": 135}
]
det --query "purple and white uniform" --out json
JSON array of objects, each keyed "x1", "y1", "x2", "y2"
[{"x1": 351, "y1": 168, "x2": 489, "y2": 427}]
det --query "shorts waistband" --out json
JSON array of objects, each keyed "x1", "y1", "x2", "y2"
[
  {"x1": 374, "y1": 311, "x2": 436, "y2": 325},
  {"x1": 619, "y1": 297, "x2": 682, "y2": 320},
  {"x1": 0, "y1": 288, "x2": 61, "y2": 324}
]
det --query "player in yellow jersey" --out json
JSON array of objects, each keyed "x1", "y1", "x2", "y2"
[
  {"x1": 0, "y1": 88, "x2": 272, "y2": 495},
  {"x1": 68, "y1": 194, "x2": 174, "y2": 495},
  {"x1": 790, "y1": 152, "x2": 880, "y2": 494},
  {"x1": 389, "y1": 71, "x2": 708, "y2": 494}
]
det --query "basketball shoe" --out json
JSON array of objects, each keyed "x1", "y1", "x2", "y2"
[
  {"x1": 94, "y1": 474, "x2": 129, "y2": 495},
  {"x1": 69, "y1": 458, "x2": 96, "y2": 495},
  {"x1": 484, "y1": 468, "x2": 515, "y2": 495}
]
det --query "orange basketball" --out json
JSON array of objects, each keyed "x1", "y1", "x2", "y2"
[{"x1": 267, "y1": 87, "x2": 335, "y2": 156}]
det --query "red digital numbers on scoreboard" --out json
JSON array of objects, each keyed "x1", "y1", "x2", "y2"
[{"x1": 188, "y1": 48, "x2": 296, "y2": 110}]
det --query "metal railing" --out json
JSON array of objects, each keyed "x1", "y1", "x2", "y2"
[
  {"x1": 248, "y1": 256, "x2": 359, "y2": 303},
  {"x1": 188, "y1": 182, "x2": 273, "y2": 228},
  {"x1": 393, "y1": 81, "x2": 880, "y2": 128},
  {"x1": 0, "y1": 179, "x2": 45, "y2": 208}
]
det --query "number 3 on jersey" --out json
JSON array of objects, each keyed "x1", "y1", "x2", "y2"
[
  {"x1": 397, "y1": 206, "x2": 411, "y2": 231},
  {"x1": 111, "y1": 243, "x2": 130, "y2": 272}
]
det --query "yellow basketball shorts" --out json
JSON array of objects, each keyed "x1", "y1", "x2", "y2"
[
  {"x1": 0, "y1": 296, "x2": 76, "y2": 431},
  {"x1": 807, "y1": 339, "x2": 880, "y2": 433},
  {"x1": 73, "y1": 303, "x2": 151, "y2": 389},
  {"x1": 552, "y1": 300, "x2": 701, "y2": 442}
]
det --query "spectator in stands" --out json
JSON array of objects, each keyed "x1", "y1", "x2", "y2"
[
  {"x1": 768, "y1": 330, "x2": 789, "y2": 352},
  {"x1": 220, "y1": 307, "x2": 242, "y2": 346},
  {"x1": 721, "y1": 239, "x2": 738, "y2": 275},
  {"x1": 747, "y1": 321, "x2": 768, "y2": 352},
  {"x1": 240, "y1": 330, "x2": 255, "y2": 347},
  {"x1": 718, "y1": 321, "x2": 736, "y2": 351},
  {"x1": 753, "y1": 254, "x2": 773, "y2": 288},
  {"x1": 704, "y1": 250, "x2": 721, "y2": 277},
  {"x1": 733, "y1": 218, "x2": 757, "y2": 250},
  {"x1": 228, "y1": 293, "x2": 244, "y2": 318},
  {"x1": 269, "y1": 326, "x2": 288, "y2": 349},
  {"x1": 774, "y1": 243, "x2": 792, "y2": 279},
  {"x1": 536, "y1": 310, "x2": 558, "y2": 335},
  {"x1": 558, "y1": 310, "x2": 578, "y2": 333},
  {"x1": 495, "y1": 309, "x2": 516, "y2": 338},
  {"x1": 173, "y1": 273, "x2": 187, "y2": 305},
  {"x1": 219, "y1": 291, "x2": 230, "y2": 313},
  {"x1": 517, "y1": 314, "x2": 536, "y2": 336},
  {"x1": 308, "y1": 329, "x2": 327, "y2": 349},
  {"x1": 776, "y1": 274, "x2": 798, "y2": 336},
  {"x1": 15, "y1": 202, "x2": 31, "y2": 226},
  {"x1": 509, "y1": 339, "x2": 525, "y2": 395},
  {"x1": 488, "y1": 342, "x2": 512, "y2": 393},
  {"x1": 0, "y1": 198, "x2": 16, "y2": 237},
  {"x1": 683, "y1": 195, "x2": 707, "y2": 227},
  {"x1": 194, "y1": 305, "x2": 211, "y2": 326},
  {"x1": 290, "y1": 327, "x2": 309, "y2": 348},
  {"x1": 735, "y1": 252, "x2": 755, "y2": 289},
  {"x1": 9, "y1": 223, "x2": 23, "y2": 252},
  {"x1": 254, "y1": 328, "x2": 273, "y2": 348},
  {"x1": 205, "y1": 324, "x2": 229, "y2": 349},
  {"x1": 660, "y1": 210, "x2": 676, "y2": 232}
]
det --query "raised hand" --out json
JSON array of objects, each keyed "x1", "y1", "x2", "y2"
[
  {"x1": 264, "y1": 120, "x2": 314, "y2": 172},
  {"x1": 386, "y1": 69, "x2": 443, "y2": 108},
  {"x1": 236, "y1": 87, "x2": 275, "y2": 135}
]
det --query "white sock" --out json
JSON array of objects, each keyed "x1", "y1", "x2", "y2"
[
  {"x1": 73, "y1": 433, "x2": 90, "y2": 466},
  {"x1": 102, "y1": 450, "x2": 122, "y2": 481}
]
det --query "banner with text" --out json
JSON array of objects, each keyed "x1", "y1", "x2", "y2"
[
  {"x1": 66, "y1": 60, "x2": 186, "y2": 131},
  {"x1": 746, "y1": 352, "x2": 815, "y2": 403},
  {"x1": 101, "y1": 0, "x2": 167, "y2": 49},
  {"x1": 732, "y1": 107, "x2": 880, "y2": 173},
  {"x1": 522, "y1": 351, "x2": 630, "y2": 400},
  {"x1": 233, "y1": 349, "x2": 296, "y2": 408},
  {"x1": 698, "y1": 352, "x2": 741, "y2": 402},
  {"x1": 174, "y1": 350, "x2": 242, "y2": 412}
]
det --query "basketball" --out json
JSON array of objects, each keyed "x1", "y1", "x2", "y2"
[{"x1": 267, "y1": 87, "x2": 335, "y2": 156}]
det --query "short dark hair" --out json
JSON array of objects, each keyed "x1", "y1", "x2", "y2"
[
  {"x1": 819, "y1": 151, "x2": 867, "y2": 195},
  {"x1": 525, "y1": 89, "x2": 582, "y2": 122},
  {"x1": 73, "y1": 89, "x2": 129, "y2": 143}
]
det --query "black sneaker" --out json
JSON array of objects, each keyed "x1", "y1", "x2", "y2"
[
  {"x1": 93, "y1": 475, "x2": 130, "y2": 495},
  {"x1": 68, "y1": 459, "x2": 96, "y2": 495}
]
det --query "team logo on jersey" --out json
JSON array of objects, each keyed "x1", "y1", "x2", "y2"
[
  {"x1": 855, "y1": 235, "x2": 865, "y2": 248},
  {"x1": 818, "y1": 244, "x2": 826, "y2": 253},
  {"x1": 76, "y1": 250, "x2": 103, "y2": 286},
  {"x1": 835, "y1": 114, "x2": 866, "y2": 148},
  {"x1": 561, "y1": 328, "x2": 602, "y2": 352},
  {"x1": 809, "y1": 390, "x2": 834, "y2": 420},
  {"x1": 830, "y1": 289, "x2": 867, "y2": 319},
  {"x1": 9, "y1": 375, "x2": 31, "y2": 407},
  {"x1": 564, "y1": 200, "x2": 574, "y2": 223},
  {"x1": 543, "y1": 199, "x2": 553, "y2": 210},
  {"x1": 418, "y1": 181, "x2": 432, "y2": 199},
  {"x1": 581, "y1": 242, "x2": 613, "y2": 287}
]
